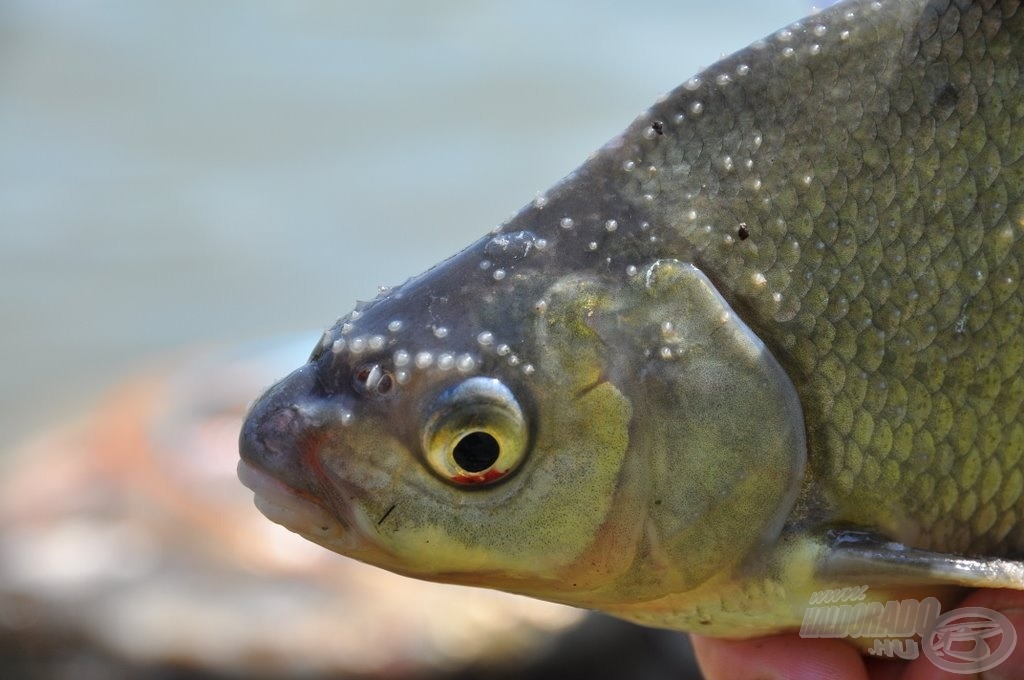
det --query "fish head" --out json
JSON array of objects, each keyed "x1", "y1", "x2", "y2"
[
  {"x1": 237, "y1": 227, "x2": 642, "y2": 598},
  {"x1": 239, "y1": 208, "x2": 806, "y2": 609}
]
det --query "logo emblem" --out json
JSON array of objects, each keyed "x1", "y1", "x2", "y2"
[{"x1": 923, "y1": 607, "x2": 1017, "y2": 674}]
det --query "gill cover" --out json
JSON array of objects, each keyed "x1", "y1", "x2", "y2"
[{"x1": 544, "y1": 259, "x2": 807, "y2": 603}]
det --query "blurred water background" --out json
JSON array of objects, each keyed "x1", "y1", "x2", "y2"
[{"x1": 0, "y1": 0, "x2": 813, "y2": 452}]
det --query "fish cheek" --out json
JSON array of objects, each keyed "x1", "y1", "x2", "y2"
[
  {"x1": 328, "y1": 383, "x2": 634, "y2": 588},
  {"x1": 311, "y1": 421, "x2": 511, "y2": 573},
  {"x1": 500, "y1": 380, "x2": 635, "y2": 589},
  {"x1": 314, "y1": 425, "x2": 413, "y2": 524}
]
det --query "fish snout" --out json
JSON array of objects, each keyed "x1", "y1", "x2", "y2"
[{"x1": 238, "y1": 363, "x2": 328, "y2": 494}]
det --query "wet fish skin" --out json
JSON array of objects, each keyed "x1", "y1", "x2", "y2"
[
  {"x1": 240, "y1": 0, "x2": 1024, "y2": 636},
  {"x1": 633, "y1": 0, "x2": 1024, "y2": 559}
]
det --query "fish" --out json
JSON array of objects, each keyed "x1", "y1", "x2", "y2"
[{"x1": 239, "y1": 0, "x2": 1024, "y2": 637}]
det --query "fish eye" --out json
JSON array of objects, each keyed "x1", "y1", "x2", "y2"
[{"x1": 422, "y1": 377, "x2": 527, "y2": 486}]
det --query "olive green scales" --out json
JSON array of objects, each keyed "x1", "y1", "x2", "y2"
[{"x1": 240, "y1": 0, "x2": 1024, "y2": 635}]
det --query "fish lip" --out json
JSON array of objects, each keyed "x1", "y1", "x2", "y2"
[{"x1": 237, "y1": 458, "x2": 351, "y2": 542}]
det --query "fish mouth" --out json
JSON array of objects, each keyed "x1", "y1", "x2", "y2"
[
  {"x1": 237, "y1": 362, "x2": 358, "y2": 546},
  {"x1": 237, "y1": 459, "x2": 350, "y2": 544}
]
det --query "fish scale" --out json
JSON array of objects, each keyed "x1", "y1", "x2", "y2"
[
  {"x1": 240, "y1": 0, "x2": 1024, "y2": 637},
  {"x1": 605, "y1": 0, "x2": 1024, "y2": 558}
]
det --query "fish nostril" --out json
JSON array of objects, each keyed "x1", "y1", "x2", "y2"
[
  {"x1": 255, "y1": 406, "x2": 303, "y2": 461},
  {"x1": 239, "y1": 362, "x2": 323, "y2": 465},
  {"x1": 240, "y1": 389, "x2": 309, "y2": 472}
]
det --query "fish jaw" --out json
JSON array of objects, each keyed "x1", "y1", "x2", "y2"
[
  {"x1": 237, "y1": 363, "x2": 373, "y2": 556},
  {"x1": 236, "y1": 458, "x2": 350, "y2": 548}
]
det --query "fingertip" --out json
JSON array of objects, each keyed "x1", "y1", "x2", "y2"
[
  {"x1": 955, "y1": 587, "x2": 1024, "y2": 614},
  {"x1": 691, "y1": 632, "x2": 870, "y2": 680}
]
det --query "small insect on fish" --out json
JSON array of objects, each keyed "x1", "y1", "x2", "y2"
[{"x1": 239, "y1": 0, "x2": 1024, "y2": 637}]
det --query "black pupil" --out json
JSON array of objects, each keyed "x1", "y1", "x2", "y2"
[{"x1": 453, "y1": 432, "x2": 500, "y2": 472}]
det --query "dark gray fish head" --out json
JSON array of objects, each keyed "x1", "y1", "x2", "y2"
[{"x1": 236, "y1": 154, "x2": 678, "y2": 581}]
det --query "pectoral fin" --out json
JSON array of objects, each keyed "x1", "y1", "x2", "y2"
[{"x1": 818, "y1": 529, "x2": 1024, "y2": 590}]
